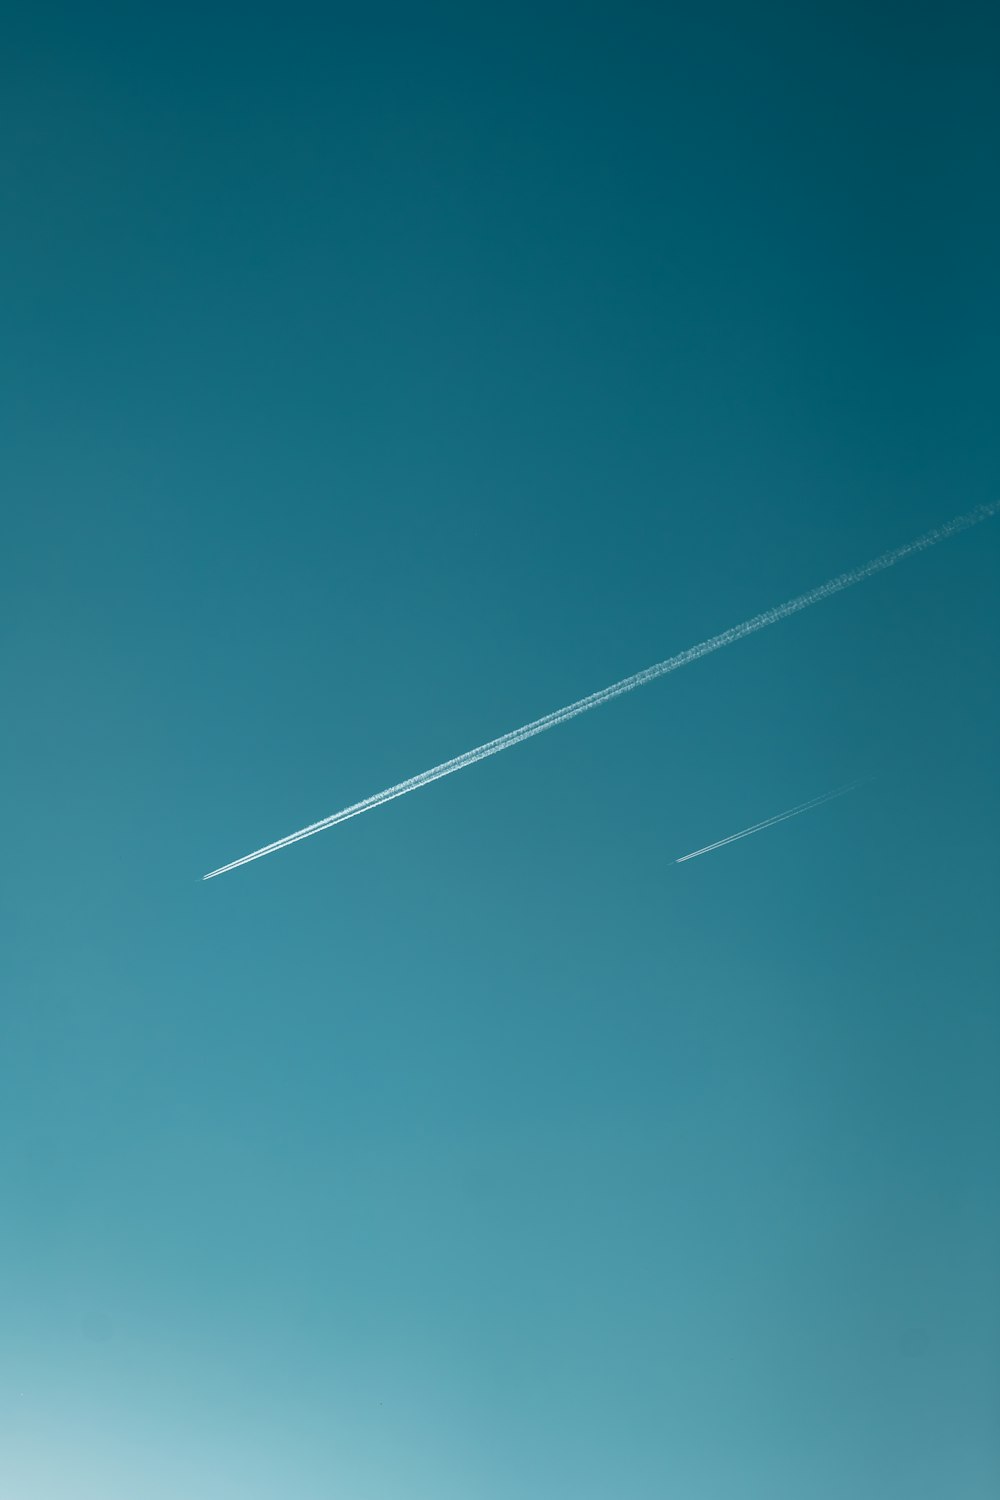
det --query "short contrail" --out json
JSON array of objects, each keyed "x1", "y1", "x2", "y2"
[
  {"x1": 203, "y1": 501, "x2": 997, "y2": 879},
  {"x1": 674, "y1": 781, "x2": 864, "y2": 864}
]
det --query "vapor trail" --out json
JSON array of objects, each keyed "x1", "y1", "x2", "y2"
[
  {"x1": 203, "y1": 501, "x2": 997, "y2": 879},
  {"x1": 674, "y1": 781, "x2": 864, "y2": 864}
]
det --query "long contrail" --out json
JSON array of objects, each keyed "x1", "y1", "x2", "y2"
[
  {"x1": 674, "y1": 781, "x2": 864, "y2": 864},
  {"x1": 203, "y1": 501, "x2": 997, "y2": 879}
]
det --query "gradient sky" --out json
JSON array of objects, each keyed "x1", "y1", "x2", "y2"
[{"x1": 3, "y1": 3, "x2": 999, "y2": 1496}]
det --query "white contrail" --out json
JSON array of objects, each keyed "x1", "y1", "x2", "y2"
[
  {"x1": 203, "y1": 500, "x2": 997, "y2": 879},
  {"x1": 674, "y1": 781, "x2": 864, "y2": 864}
]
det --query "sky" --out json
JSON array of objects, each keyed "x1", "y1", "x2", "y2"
[{"x1": 2, "y1": 2, "x2": 999, "y2": 1496}]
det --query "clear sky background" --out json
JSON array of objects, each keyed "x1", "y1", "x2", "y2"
[{"x1": 2, "y1": 3, "x2": 999, "y2": 1496}]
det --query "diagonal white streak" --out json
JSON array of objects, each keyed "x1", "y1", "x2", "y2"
[
  {"x1": 674, "y1": 781, "x2": 864, "y2": 864},
  {"x1": 203, "y1": 501, "x2": 997, "y2": 879}
]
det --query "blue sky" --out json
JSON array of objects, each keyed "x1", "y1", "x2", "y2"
[{"x1": 3, "y1": 3, "x2": 999, "y2": 1496}]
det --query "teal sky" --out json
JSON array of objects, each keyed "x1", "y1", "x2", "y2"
[{"x1": 3, "y1": 4, "x2": 999, "y2": 1496}]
